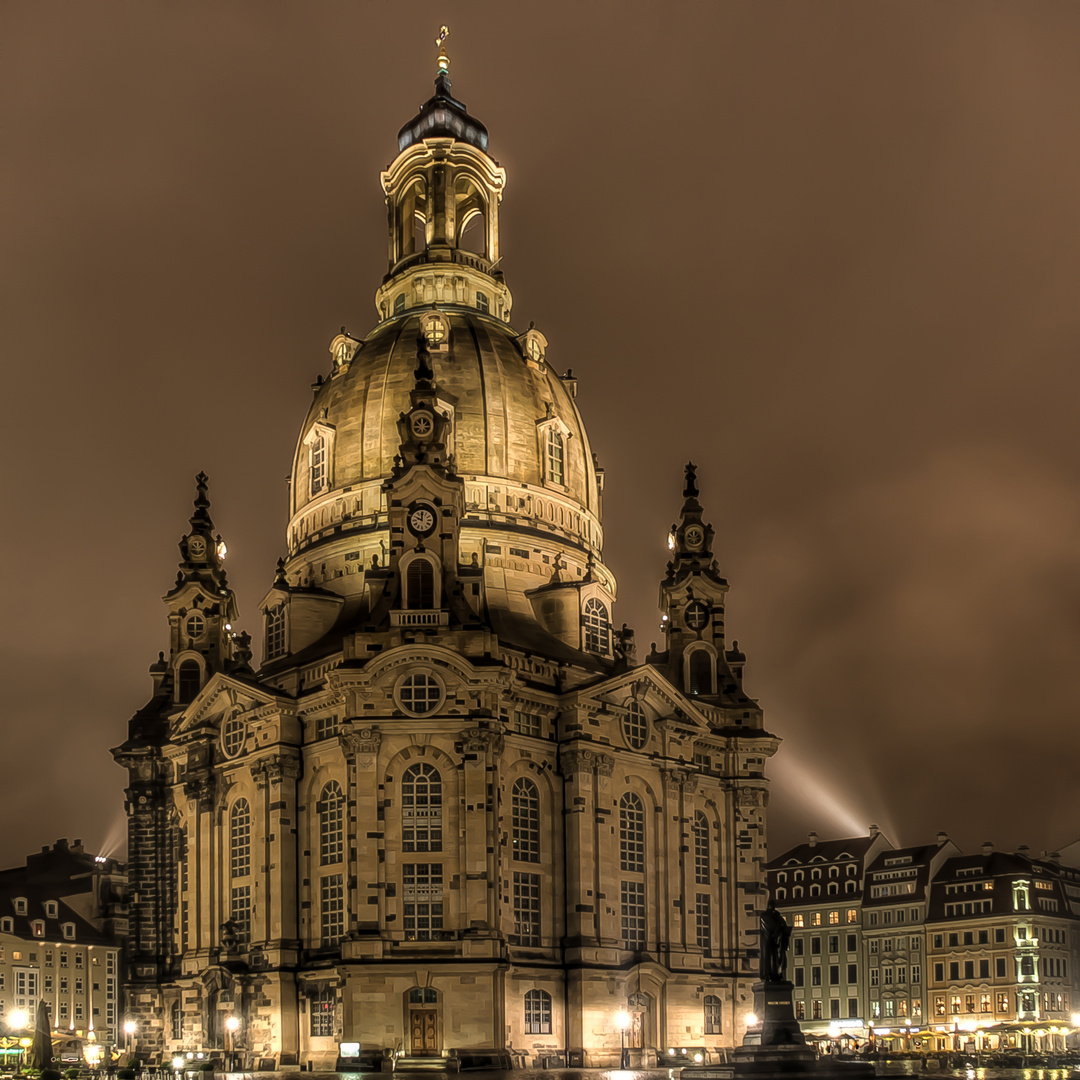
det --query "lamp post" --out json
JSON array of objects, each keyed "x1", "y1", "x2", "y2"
[
  {"x1": 6, "y1": 1011, "x2": 28, "y2": 1072},
  {"x1": 123, "y1": 1020, "x2": 136, "y2": 1062},
  {"x1": 616, "y1": 1010, "x2": 630, "y2": 1070},
  {"x1": 224, "y1": 1015, "x2": 240, "y2": 1073}
]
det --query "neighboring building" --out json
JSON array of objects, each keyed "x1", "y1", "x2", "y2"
[
  {"x1": 924, "y1": 847, "x2": 1080, "y2": 1053},
  {"x1": 0, "y1": 839, "x2": 127, "y2": 1057},
  {"x1": 861, "y1": 836, "x2": 959, "y2": 1048},
  {"x1": 766, "y1": 829, "x2": 893, "y2": 1044},
  {"x1": 113, "y1": 43, "x2": 778, "y2": 1071}
]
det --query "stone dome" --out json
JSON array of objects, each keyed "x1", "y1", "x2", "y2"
[{"x1": 284, "y1": 309, "x2": 612, "y2": 602}]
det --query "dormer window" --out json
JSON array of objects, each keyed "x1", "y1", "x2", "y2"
[
  {"x1": 266, "y1": 605, "x2": 287, "y2": 661},
  {"x1": 13, "y1": 898, "x2": 26, "y2": 916},
  {"x1": 45, "y1": 902, "x2": 58, "y2": 919},
  {"x1": 582, "y1": 598, "x2": 610, "y2": 654},
  {"x1": 547, "y1": 429, "x2": 564, "y2": 486},
  {"x1": 30, "y1": 920, "x2": 44, "y2": 938},
  {"x1": 419, "y1": 311, "x2": 450, "y2": 349},
  {"x1": 304, "y1": 423, "x2": 335, "y2": 500},
  {"x1": 62, "y1": 922, "x2": 75, "y2": 940}
]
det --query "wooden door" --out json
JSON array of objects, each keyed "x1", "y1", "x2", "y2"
[{"x1": 410, "y1": 1009, "x2": 438, "y2": 1054}]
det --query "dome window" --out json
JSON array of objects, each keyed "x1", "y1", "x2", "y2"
[
  {"x1": 420, "y1": 311, "x2": 450, "y2": 350},
  {"x1": 303, "y1": 423, "x2": 335, "y2": 500},
  {"x1": 394, "y1": 294, "x2": 406, "y2": 316},
  {"x1": 582, "y1": 598, "x2": 610, "y2": 655},
  {"x1": 516, "y1": 326, "x2": 548, "y2": 370},
  {"x1": 546, "y1": 429, "x2": 564, "y2": 486},
  {"x1": 476, "y1": 291, "x2": 490, "y2": 313},
  {"x1": 396, "y1": 673, "x2": 443, "y2": 716},
  {"x1": 266, "y1": 604, "x2": 287, "y2": 660}
]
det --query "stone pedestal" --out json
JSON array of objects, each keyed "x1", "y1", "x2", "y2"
[{"x1": 739, "y1": 981, "x2": 810, "y2": 1052}]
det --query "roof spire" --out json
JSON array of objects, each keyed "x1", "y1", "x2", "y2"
[
  {"x1": 436, "y1": 25, "x2": 450, "y2": 75},
  {"x1": 189, "y1": 471, "x2": 214, "y2": 532}
]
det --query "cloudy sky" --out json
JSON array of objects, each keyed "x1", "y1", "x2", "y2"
[{"x1": 3, "y1": 2, "x2": 1080, "y2": 866}]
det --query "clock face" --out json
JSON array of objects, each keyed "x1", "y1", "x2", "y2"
[
  {"x1": 411, "y1": 412, "x2": 434, "y2": 438},
  {"x1": 685, "y1": 600, "x2": 709, "y2": 632},
  {"x1": 407, "y1": 502, "x2": 438, "y2": 538},
  {"x1": 187, "y1": 537, "x2": 206, "y2": 560},
  {"x1": 684, "y1": 525, "x2": 705, "y2": 550}
]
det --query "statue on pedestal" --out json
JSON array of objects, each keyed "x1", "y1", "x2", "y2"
[{"x1": 759, "y1": 899, "x2": 791, "y2": 982}]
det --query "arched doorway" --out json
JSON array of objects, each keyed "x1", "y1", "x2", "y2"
[{"x1": 407, "y1": 987, "x2": 439, "y2": 1055}]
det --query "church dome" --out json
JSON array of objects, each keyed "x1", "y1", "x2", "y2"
[{"x1": 287, "y1": 309, "x2": 603, "y2": 565}]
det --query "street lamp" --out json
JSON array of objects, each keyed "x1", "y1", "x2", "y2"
[
  {"x1": 224, "y1": 1015, "x2": 241, "y2": 1073},
  {"x1": 123, "y1": 1020, "x2": 137, "y2": 1061},
  {"x1": 616, "y1": 1010, "x2": 631, "y2": 1070}
]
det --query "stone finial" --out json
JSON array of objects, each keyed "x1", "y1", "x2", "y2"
[
  {"x1": 273, "y1": 557, "x2": 288, "y2": 589},
  {"x1": 683, "y1": 461, "x2": 699, "y2": 499}
]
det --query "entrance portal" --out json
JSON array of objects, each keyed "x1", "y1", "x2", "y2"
[{"x1": 410, "y1": 1009, "x2": 438, "y2": 1054}]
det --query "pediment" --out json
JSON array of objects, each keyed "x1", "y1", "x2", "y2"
[
  {"x1": 173, "y1": 672, "x2": 289, "y2": 738},
  {"x1": 574, "y1": 665, "x2": 710, "y2": 731}
]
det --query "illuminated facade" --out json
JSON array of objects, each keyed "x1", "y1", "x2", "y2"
[
  {"x1": 113, "y1": 44, "x2": 777, "y2": 1070},
  {"x1": 0, "y1": 840, "x2": 126, "y2": 1059}
]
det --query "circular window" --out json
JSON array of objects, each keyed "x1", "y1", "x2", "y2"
[
  {"x1": 622, "y1": 702, "x2": 649, "y2": 750},
  {"x1": 186, "y1": 613, "x2": 205, "y2": 639},
  {"x1": 222, "y1": 716, "x2": 246, "y2": 757},
  {"x1": 397, "y1": 673, "x2": 442, "y2": 716}
]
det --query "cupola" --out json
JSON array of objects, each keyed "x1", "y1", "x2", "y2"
[{"x1": 376, "y1": 28, "x2": 511, "y2": 322}]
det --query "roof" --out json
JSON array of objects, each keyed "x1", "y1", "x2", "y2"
[
  {"x1": 0, "y1": 880, "x2": 114, "y2": 948},
  {"x1": 768, "y1": 834, "x2": 881, "y2": 868},
  {"x1": 398, "y1": 72, "x2": 489, "y2": 153}
]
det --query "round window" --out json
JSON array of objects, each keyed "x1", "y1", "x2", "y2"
[
  {"x1": 222, "y1": 716, "x2": 246, "y2": 757},
  {"x1": 186, "y1": 613, "x2": 205, "y2": 639},
  {"x1": 397, "y1": 673, "x2": 442, "y2": 716},
  {"x1": 622, "y1": 702, "x2": 648, "y2": 750}
]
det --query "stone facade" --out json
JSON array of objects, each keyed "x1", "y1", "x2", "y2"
[{"x1": 113, "y1": 49, "x2": 778, "y2": 1070}]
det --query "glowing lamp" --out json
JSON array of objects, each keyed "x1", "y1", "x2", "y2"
[
  {"x1": 124, "y1": 1021, "x2": 137, "y2": 1035},
  {"x1": 615, "y1": 1010, "x2": 631, "y2": 1032},
  {"x1": 7, "y1": 1010, "x2": 28, "y2": 1031},
  {"x1": 746, "y1": 1012, "x2": 759, "y2": 1028},
  {"x1": 172, "y1": 1058, "x2": 185, "y2": 1070},
  {"x1": 225, "y1": 1016, "x2": 241, "y2": 1033},
  {"x1": 694, "y1": 1053, "x2": 704, "y2": 1063}
]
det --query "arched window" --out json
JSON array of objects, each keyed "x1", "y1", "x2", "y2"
[
  {"x1": 266, "y1": 605, "x2": 286, "y2": 660},
  {"x1": 230, "y1": 800, "x2": 251, "y2": 878},
  {"x1": 583, "y1": 598, "x2": 610, "y2": 654},
  {"x1": 828, "y1": 882, "x2": 838, "y2": 895},
  {"x1": 310, "y1": 987, "x2": 335, "y2": 1037},
  {"x1": 794, "y1": 886, "x2": 803, "y2": 899},
  {"x1": 309, "y1": 433, "x2": 327, "y2": 497},
  {"x1": 693, "y1": 812, "x2": 710, "y2": 885},
  {"x1": 171, "y1": 1000, "x2": 182, "y2": 1041},
  {"x1": 402, "y1": 763, "x2": 442, "y2": 852},
  {"x1": 512, "y1": 778, "x2": 540, "y2": 863},
  {"x1": 622, "y1": 702, "x2": 648, "y2": 749},
  {"x1": 704, "y1": 995, "x2": 722, "y2": 1035},
  {"x1": 688, "y1": 650, "x2": 712, "y2": 695},
  {"x1": 524, "y1": 989, "x2": 552, "y2": 1035},
  {"x1": 458, "y1": 212, "x2": 486, "y2": 255},
  {"x1": 177, "y1": 660, "x2": 201, "y2": 704},
  {"x1": 776, "y1": 887, "x2": 787, "y2": 900},
  {"x1": 619, "y1": 793, "x2": 645, "y2": 873},
  {"x1": 546, "y1": 428, "x2": 564, "y2": 485},
  {"x1": 406, "y1": 559, "x2": 436, "y2": 609},
  {"x1": 846, "y1": 881, "x2": 857, "y2": 894},
  {"x1": 811, "y1": 884, "x2": 821, "y2": 897},
  {"x1": 319, "y1": 782, "x2": 344, "y2": 865}
]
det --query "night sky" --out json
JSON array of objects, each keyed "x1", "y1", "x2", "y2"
[{"x1": 4, "y1": 3, "x2": 1080, "y2": 869}]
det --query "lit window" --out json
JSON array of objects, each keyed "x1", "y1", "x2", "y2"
[
  {"x1": 402, "y1": 765, "x2": 442, "y2": 853},
  {"x1": 511, "y1": 778, "x2": 540, "y2": 863},
  {"x1": 230, "y1": 800, "x2": 251, "y2": 878},
  {"x1": 266, "y1": 604, "x2": 286, "y2": 660},
  {"x1": 583, "y1": 598, "x2": 610, "y2": 654},
  {"x1": 546, "y1": 428, "x2": 564, "y2": 485},
  {"x1": 398, "y1": 673, "x2": 442, "y2": 715},
  {"x1": 524, "y1": 989, "x2": 552, "y2": 1034},
  {"x1": 319, "y1": 782, "x2": 345, "y2": 864},
  {"x1": 622, "y1": 702, "x2": 648, "y2": 749}
]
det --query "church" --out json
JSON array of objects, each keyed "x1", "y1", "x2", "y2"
[{"x1": 113, "y1": 39, "x2": 777, "y2": 1071}]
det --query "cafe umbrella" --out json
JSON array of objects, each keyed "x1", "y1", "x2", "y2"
[{"x1": 28, "y1": 999, "x2": 53, "y2": 1071}]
